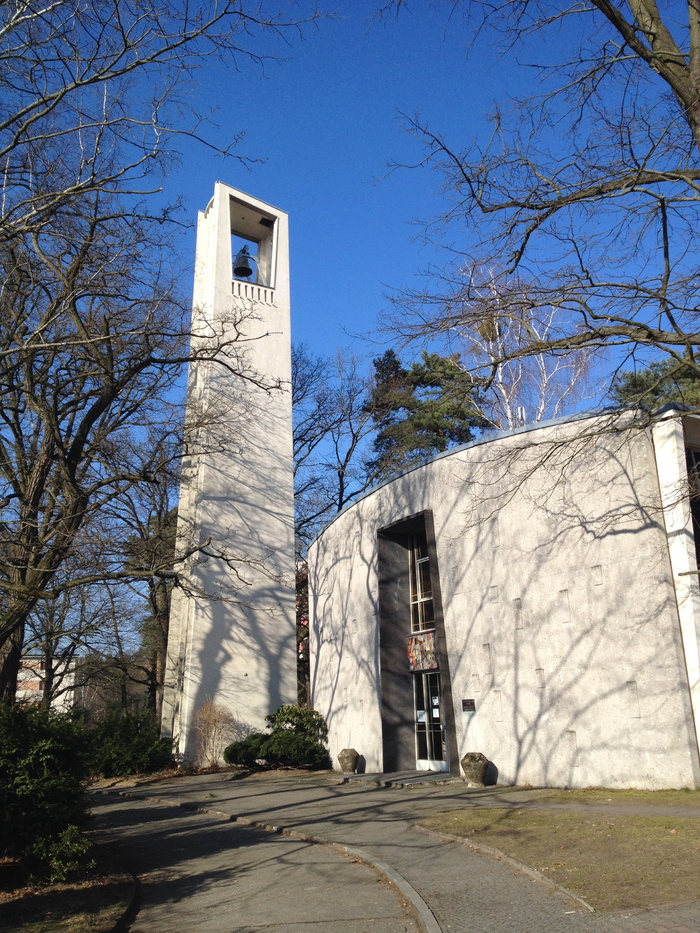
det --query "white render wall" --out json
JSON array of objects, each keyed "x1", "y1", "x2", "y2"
[
  {"x1": 162, "y1": 184, "x2": 296, "y2": 762},
  {"x1": 309, "y1": 412, "x2": 700, "y2": 788}
]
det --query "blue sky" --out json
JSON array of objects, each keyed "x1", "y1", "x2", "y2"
[{"x1": 165, "y1": 1, "x2": 541, "y2": 361}]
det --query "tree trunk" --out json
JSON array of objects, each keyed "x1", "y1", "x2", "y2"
[
  {"x1": 120, "y1": 675, "x2": 129, "y2": 713},
  {"x1": 0, "y1": 624, "x2": 24, "y2": 703},
  {"x1": 41, "y1": 641, "x2": 54, "y2": 711},
  {"x1": 152, "y1": 579, "x2": 171, "y2": 721}
]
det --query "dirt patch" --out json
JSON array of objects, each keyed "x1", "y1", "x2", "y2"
[
  {"x1": 238, "y1": 767, "x2": 335, "y2": 780},
  {"x1": 90, "y1": 765, "x2": 224, "y2": 789},
  {"x1": 91, "y1": 764, "x2": 333, "y2": 790},
  {"x1": 418, "y1": 808, "x2": 700, "y2": 911}
]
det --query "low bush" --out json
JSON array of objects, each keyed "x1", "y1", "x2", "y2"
[
  {"x1": 223, "y1": 705, "x2": 330, "y2": 770},
  {"x1": 0, "y1": 706, "x2": 174, "y2": 881},
  {"x1": 222, "y1": 732, "x2": 268, "y2": 767},
  {"x1": 24, "y1": 823, "x2": 96, "y2": 884},
  {"x1": 89, "y1": 711, "x2": 173, "y2": 777},
  {"x1": 263, "y1": 730, "x2": 330, "y2": 768},
  {"x1": 0, "y1": 705, "x2": 92, "y2": 881},
  {"x1": 265, "y1": 704, "x2": 329, "y2": 742}
]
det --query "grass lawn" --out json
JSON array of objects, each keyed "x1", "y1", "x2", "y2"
[
  {"x1": 536, "y1": 786, "x2": 700, "y2": 807},
  {"x1": 419, "y1": 788, "x2": 700, "y2": 911}
]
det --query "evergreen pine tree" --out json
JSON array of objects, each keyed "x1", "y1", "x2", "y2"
[{"x1": 366, "y1": 350, "x2": 487, "y2": 479}]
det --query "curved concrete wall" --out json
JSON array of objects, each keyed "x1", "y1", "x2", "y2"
[{"x1": 309, "y1": 412, "x2": 700, "y2": 789}]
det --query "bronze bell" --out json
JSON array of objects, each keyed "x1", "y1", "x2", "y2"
[{"x1": 233, "y1": 246, "x2": 254, "y2": 278}]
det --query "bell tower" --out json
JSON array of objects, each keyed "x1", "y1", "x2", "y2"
[{"x1": 162, "y1": 183, "x2": 297, "y2": 762}]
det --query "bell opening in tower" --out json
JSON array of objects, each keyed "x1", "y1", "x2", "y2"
[{"x1": 229, "y1": 195, "x2": 277, "y2": 288}]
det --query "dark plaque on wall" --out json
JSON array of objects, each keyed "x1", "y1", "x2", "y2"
[{"x1": 462, "y1": 698, "x2": 476, "y2": 712}]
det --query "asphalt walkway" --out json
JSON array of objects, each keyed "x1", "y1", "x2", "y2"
[{"x1": 90, "y1": 772, "x2": 700, "y2": 933}]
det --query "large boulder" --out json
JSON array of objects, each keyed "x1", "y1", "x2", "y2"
[
  {"x1": 338, "y1": 748, "x2": 360, "y2": 773},
  {"x1": 460, "y1": 752, "x2": 490, "y2": 787}
]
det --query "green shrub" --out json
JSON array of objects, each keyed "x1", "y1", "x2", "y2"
[
  {"x1": 224, "y1": 706, "x2": 330, "y2": 770},
  {"x1": 262, "y1": 730, "x2": 330, "y2": 768},
  {"x1": 222, "y1": 732, "x2": 268, "y2": 767},
  {"x1": 89, "y1": 711, "x2": 173, "y2": 777},
  {"x1": 0, "y1": 705, "x2": 92, "y2": 880},
  {"x1": 25, "y1": 824, "x2": 96, "y2": 884},
  {"x1": 265, "y1": 705, "x2": 328, "y2": 742}
]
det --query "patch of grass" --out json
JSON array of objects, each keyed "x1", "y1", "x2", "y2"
[
  {"x1": 0, "y1": 844, "x2": 132, "y2": 933},
  {"x1": 419, "y1": 808, "x2": 700, "y2": 911},
  {"x1": 535, "y1": 787, "x2": 700, "y2": 807}
]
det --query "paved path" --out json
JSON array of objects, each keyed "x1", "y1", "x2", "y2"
[
  {"x1": 91, "y1": 793, "x2": 421, "y2": 933},
  {"x1": 91, "y1": 772, "x2": 700, "y2": 933}
]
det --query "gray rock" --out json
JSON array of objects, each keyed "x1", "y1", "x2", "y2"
[
  {"x1": 461, "y1": 752, "x2": 490, "y2": 787},
  {"x1": 338, "y1": 748, "x2": 360, "y2": 773}
]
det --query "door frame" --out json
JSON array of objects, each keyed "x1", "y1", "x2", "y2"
[
  {"x1": 377, "y1": 510, "x2": 459, "y2": 775},
  {"x1": 413, "y1": 669, "x2": 450, "y2": 771}
]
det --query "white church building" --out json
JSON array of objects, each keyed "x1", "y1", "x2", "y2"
[
  {"x1": 163, "y1": 183, "x2": 700, "y2": 789},
  {"x1": 308, "y1": 407, "x2": 700, "y2": 789}
]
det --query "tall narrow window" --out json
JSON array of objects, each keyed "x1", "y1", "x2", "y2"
[
  {"x1": 686, "y1": 448, "x2": 700, "y2": 568},
  {"x1": 378, "y1": 511, "x2": 456, "y2": 774},
  {"x1": 409, "y1": 531, "x2": 434, "y2": 632},
  {"x1": 408, "y1": 530, "x2": 445, "y2": 766}
]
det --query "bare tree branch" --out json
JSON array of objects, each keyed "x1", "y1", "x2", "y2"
[
  {"x1": 382, "y1": 2, "x2": 700, "y2": 399},
  {"x1": 0, "y1": 0, "x2": 319, "y2": 700}
]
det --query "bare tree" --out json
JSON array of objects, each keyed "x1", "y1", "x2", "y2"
[
  {"x1": 382, "y1": 2, "x2": 700, "y2": 394},
  {"x1": 459, "y1": 272, "x2": 596, "y2": 428},
  {"x1": 0, "y1": 1, "x2": 317, "y2": 238},
  {"x1": 0, "y1": 206, "x2": 179, "y2": 698},
  {"x1": 114, "y1": 442, "x2": 180, "y2": 718},
  {"x1": 292, "y1": 345, "x2": 378, "y2": 704},
  {"x1": 23, "y1": 586, "x2": 109, "y2": 712},
  {"x1": 0, "y1": 1, "x2": 318, "y2": 702},
  {"x1": 293, "y1": 345, "x2": 377, "y2": 555},
  {"x1": 192, "y1": 699, "x2": 250, "y2": 766},
  {"x1": 23, "y1": 566, "x2": 144, "y2": 712}
]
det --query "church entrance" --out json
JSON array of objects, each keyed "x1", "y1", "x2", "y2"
[
  {"x1": 413, "y1": 670, "x2": 448, "y2": 770},
  {"x1": 378, "y1": 512, "x2": 456, "y2": 774},
  {"x1": 407, "y1": 529, "x2": 448, "y2": 771}
]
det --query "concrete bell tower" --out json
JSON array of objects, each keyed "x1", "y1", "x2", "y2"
[{"x1": 162, "y1": 183, "x2": 297, "y2": 762}]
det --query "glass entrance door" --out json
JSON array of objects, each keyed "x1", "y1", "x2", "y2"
[
  {"x1": 414, "y1": 670, "x2": 448, "y2": 771},
  {"x1": 407, "y1": 529, "x2": 449, "y2": 771}
]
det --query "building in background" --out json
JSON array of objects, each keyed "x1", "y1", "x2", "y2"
[
  {"x1": 309, "y1": 407, "x2": 700, "y2": 789},
  {"x1": 16, "y1": 655, "x2": 76, "y2": 712}
]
